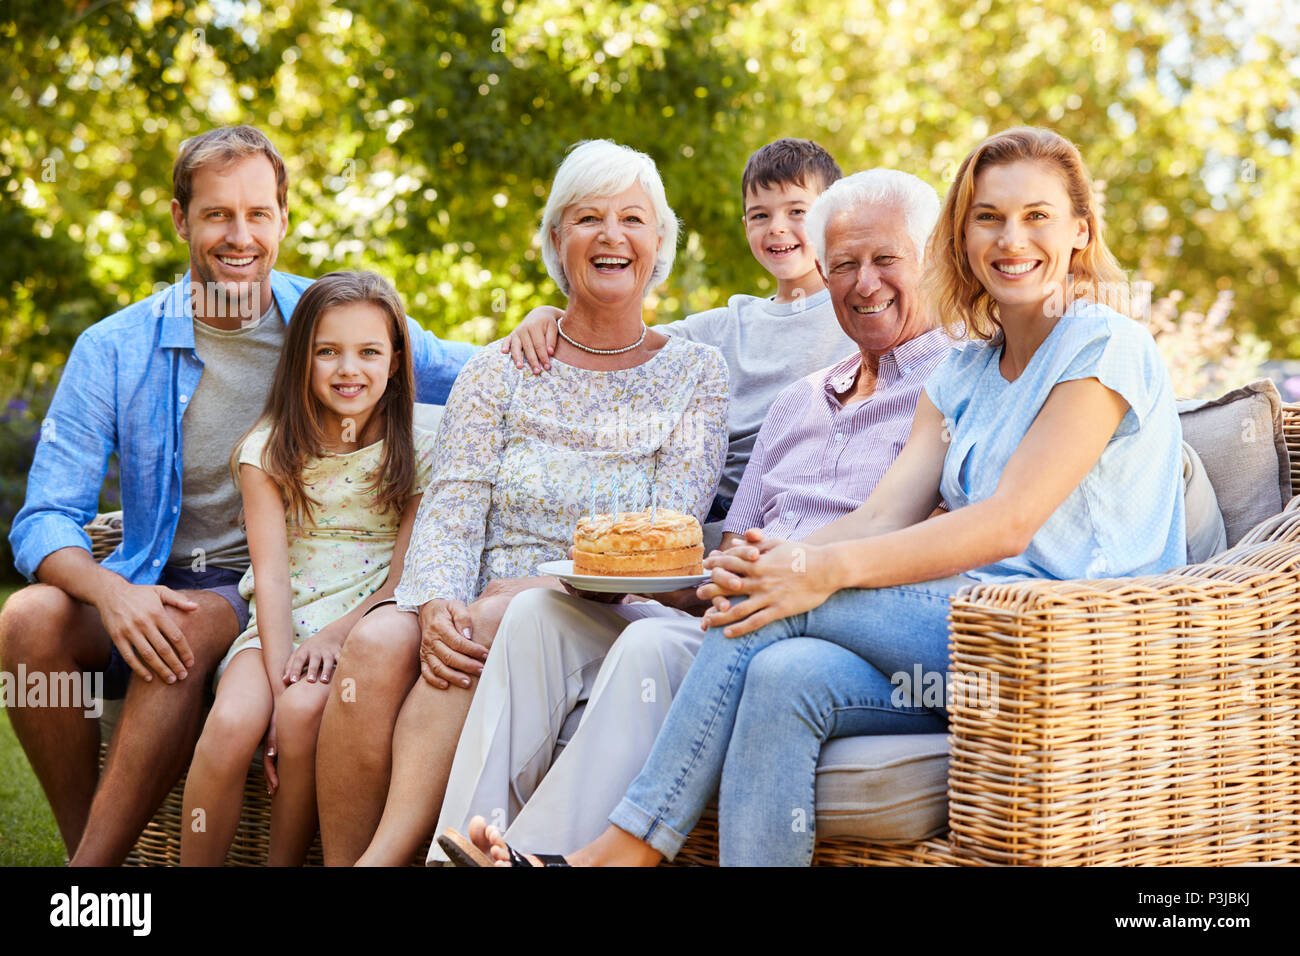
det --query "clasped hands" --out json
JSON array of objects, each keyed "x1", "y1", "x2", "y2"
[{"x1": 696, "y1": 528, "x2": 836, "y2": 638}]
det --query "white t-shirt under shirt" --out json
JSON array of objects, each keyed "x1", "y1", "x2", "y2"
[{"x1": 657, "y1": 287, "x2": 854, "y2": 501}]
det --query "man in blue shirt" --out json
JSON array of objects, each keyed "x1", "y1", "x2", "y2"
[{"x1": 0, "y1": 126, "x2": 475, "y2": 865}]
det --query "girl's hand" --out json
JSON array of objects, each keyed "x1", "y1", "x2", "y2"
[
  {"x1": 262, "y1": 707, "x2": 280, "y2": 796},
  {"x1": 418, "y1": 598, "x2": 486, "y2": 690},
  {"x1": 282, "y1": 622, "x2": 346, "y2": 686},
  {"x1": 502, "y1": 306, "x2": 561, "y2": 374},
  {"x1": 699, "y1": 537, "x2": 838, "y2": 638}
]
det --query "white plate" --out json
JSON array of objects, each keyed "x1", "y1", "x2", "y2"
[{"x1": 538, "y1": 560, "x2": 709, "y2": 595}]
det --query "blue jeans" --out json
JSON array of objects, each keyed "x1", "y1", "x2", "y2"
[
  {"x1": 719, "y1": 638, "x2": 947, "y2": 865},
  {"x1": 608, "y1": 575, "x2": 973, "y2": 861}
]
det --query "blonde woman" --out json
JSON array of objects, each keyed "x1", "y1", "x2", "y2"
[{"x1": 467, "y1": 126, "x2": 1187, "y2": 867}]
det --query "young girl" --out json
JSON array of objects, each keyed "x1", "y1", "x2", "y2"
[
  {"x1": 180, "y1": 271, "x2": 436, "y2": 866},
  {"x1": 457, "y1": 126, "x2": 1188, "y2": 866}
]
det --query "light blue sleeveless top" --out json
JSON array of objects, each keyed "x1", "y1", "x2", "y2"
[{"x1": 924, "y1": 300, "x2": 1187, "y2": 582}]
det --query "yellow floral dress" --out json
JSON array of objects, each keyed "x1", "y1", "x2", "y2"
[{"x1": 216, "y1": 421, "x2": 438, "y2": 681}]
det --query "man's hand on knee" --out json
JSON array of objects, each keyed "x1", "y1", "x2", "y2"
[{"x1": 94, "y1": 579, "x2": 199, "y2": 684}]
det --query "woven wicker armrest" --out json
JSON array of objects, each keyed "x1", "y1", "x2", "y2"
[
  {"x1": 942, "y1": 561, "x2": 1300, "y2": 866},
  {"x1": 85, "y1": 511, "x2": 123, "y2": 562},
  {"x1": 1283, "y1": 402, "x2": 1300, "y2": 499}
]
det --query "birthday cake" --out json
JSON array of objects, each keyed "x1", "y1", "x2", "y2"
[{"x1": 572, "y1": 509, "x2": 704, "y2": 577}]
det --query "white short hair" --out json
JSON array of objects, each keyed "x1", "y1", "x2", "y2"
[
  {"x1": 539, "y1": 140, "x2": 679, "y2": 297},
  {"x1": 806, "y1": 169, "x2": 940, "y2": 265}
]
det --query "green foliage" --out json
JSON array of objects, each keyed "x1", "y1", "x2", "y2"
[
  {"x1": 6, "y1": 0, "x2": 1295, "y2": 374},
  {"x1": 334, "y1": 0, "x2": 1300, "y2": 343},
  {"x1": 0, "y1": 0, "x2": 1296, "y2": 577},
  {"x1": 0, "y1": 388, "x2": 120, "y2": 582},
  {"x1": 0, "y1": 398, "x2": 44, "y2": 579},
  {"x1": 0, "y1": 588, "x2": 67, "y2": 866}
]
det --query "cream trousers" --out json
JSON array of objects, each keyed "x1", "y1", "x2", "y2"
[{"x1": 429, "y1": 587, "x2": 703, "y2": 861}]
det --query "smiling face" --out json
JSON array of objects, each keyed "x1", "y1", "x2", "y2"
[
  {"x1": 171, "y1": 153, "x2": 287, "y2": 328},
  {"x1": 742, "y1": 180, "x2": 821, "y2": 298},
  {"x1": 816, "y1": 202, "x2": 931, "y2": 355},
  {"x1": 309, "y1": 301, "x2": 397, "y2": 445},
  {"x1": 553, "y1": 183, "x2": 662, "y2": 308},
  {"x1": 964, "y1": 159, "x2": 1090, "y2": 327}
]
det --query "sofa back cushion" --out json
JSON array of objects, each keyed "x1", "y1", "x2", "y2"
[
  {"x1": 1178, "y1": 380, "x2": 1290, "y2": 547},
  {"x1": 414, "y1": 403, "x2": 445, "y2": 433}
]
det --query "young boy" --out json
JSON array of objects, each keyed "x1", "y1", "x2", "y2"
[{"x1": 504, "y1": 138, "x2": 852, "y2": 544}]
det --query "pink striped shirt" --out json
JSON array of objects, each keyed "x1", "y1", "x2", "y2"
[{"x1": 724, "y1": 327, "x2": 951, "y2": 541}]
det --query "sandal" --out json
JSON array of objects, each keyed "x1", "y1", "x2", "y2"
[
  {"x1": 436, "y1": 829, "x2": 570, "y2": 867},
  {"x1": 502, "y1": 845, "x2": 570, "y2": 868},
  {"x1": 436, "y1": 829, "x2": 493, "y2": 867}
]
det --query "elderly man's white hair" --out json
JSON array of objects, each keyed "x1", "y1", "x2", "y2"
[
  {"x1": 806, "y1": 168, "x2": 940, "y2": 266},
  {"x1": 539, "y1": 139, "x2": 679, "y2": 296}
]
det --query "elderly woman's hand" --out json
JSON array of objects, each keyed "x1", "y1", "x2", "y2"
[
  {"x1": 699, "y1": 535, "x2": 838, "y2": 639},
  {"x1": 418, "y1": 598, "x2": 488, "y2": 689}
]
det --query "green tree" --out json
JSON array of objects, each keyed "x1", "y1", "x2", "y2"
[{"x1": 2, "y1": 0, "x2": 1297, "y2": 580}]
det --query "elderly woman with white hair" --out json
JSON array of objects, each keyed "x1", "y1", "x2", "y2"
[{"x1": 312, "y1": 139, "x2": 728, "y2": 866}]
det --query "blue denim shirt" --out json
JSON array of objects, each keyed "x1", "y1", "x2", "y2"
[{"x1": 10, "y1": 270, "x2": 478, "y2": 584}]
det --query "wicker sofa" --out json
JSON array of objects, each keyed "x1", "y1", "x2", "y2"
[
  {"x1": 674, "y1": 400, "x2": 1300, "y2": 867},
  {"x1": 86, "y1": 401, "x2": 1300, "y2": 867}
]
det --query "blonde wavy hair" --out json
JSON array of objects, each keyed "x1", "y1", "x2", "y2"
[{"x1": 925, "y1": 127, "x2": 1125, "y2": 340}]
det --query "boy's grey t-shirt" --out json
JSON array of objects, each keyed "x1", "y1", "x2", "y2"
[
  {"x1": 656, "y1": 287, "x2": 854, "y2": 501},
  {"x1": 167, "y1": 302, "x2": 286, "y2": 572}
]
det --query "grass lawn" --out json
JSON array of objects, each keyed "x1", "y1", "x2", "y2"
[{"x1": 0, "y1": 585, "x2": 67, "y2": 866}]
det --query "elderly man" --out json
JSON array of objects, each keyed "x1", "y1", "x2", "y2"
[
  {"x1": 435, "y1": 167, "x2": 951, "y2": 865},
  {"x1": 0, "y1": 125, "x2": 475, "y2": 866}
]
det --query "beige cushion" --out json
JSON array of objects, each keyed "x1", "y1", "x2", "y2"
[
  {"x1": 814, "y1": 733, "x2": 949, "y2": 842},
  {"x1": 1178, "y1": 381, "x2": 1290, "y2": 547},
  {"x1": 1181, "y1": 441, "x2": 1227, "y2": 563},
  {"x1": 414, "y1": 403, "x2": 445, "y2": 433}
]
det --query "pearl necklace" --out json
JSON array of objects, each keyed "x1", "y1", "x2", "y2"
[{"x1": 556, "y1": 316, "x2": 647, "y2": 355}]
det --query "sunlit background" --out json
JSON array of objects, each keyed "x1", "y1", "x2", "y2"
[{"x1": 2, "y1": 0, "x2": 1299, "y2": 578}]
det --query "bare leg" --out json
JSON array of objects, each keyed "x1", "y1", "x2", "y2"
[
  {"x1": 267, "y1": 677, "x2": 331, "y2": 866},
  {"x1": 180, "y1": 649, "x2": 273, "y2": 866},
  {"x1": 356, "y1": 677, "x2": 474, "y2": 866},
  {"x1": 71, "y1": 590, "x2": 238, "y2": 866},
  {"x1": 0, "y1": 585, "x2": 112, "y2": 856},
  {"x1": 316, "y1": 606, "x2": 419, "y2": 866}
]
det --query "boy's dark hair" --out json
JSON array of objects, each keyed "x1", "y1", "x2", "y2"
[{"x1": 741, "y1": 138, "x2": 843, "y2": 201}]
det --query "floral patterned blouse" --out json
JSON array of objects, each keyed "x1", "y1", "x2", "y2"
[{"x1": 394, "y1": 336, "x2": 729, "y2": 608}]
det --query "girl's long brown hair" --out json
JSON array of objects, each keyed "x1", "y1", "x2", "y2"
[
  {"x1": 231, "y1": 270, "x2": 417, "y2": 525},
  {"x1": 925, "y1": 126, "x2": 1126, "y2": 340}
]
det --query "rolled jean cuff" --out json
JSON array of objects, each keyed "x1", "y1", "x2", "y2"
[{"x1": 609, "y1": 797, "x2": 691, "y2": 861}]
